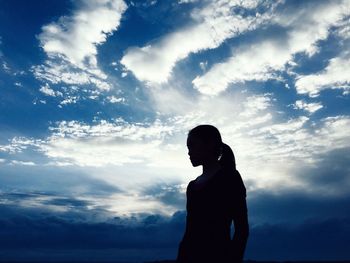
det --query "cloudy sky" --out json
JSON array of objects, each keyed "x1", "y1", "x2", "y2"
[{"x1": 0, "y1": 0, "x2": 350, "y2": 261}]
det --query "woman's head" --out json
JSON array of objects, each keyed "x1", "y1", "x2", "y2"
[
  {"x1": 187, "y1": 125, "x2": 222, "y2": 167},
  {"x1": 187, "y1": 125, "x2": 235, "y2": 170}
]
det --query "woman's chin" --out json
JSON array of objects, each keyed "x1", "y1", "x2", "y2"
[{"x1": 190, "y1": 161, "x2": 201, "y2": 167}]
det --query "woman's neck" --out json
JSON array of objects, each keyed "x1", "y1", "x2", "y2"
[{"x1": 202, "y1": 160, "x2": 220, "y2": 178}]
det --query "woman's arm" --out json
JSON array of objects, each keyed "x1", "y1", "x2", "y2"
[
  {"x1": 231, "y1": 196, "x2": 249, "y2": 262},
  {"x1": 230, "y1": 171, "x2": 249, "y2": 262}
]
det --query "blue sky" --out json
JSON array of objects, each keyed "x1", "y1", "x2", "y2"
[{"x1": 0, "y1": 0, "x2": 350, "y2": 261}]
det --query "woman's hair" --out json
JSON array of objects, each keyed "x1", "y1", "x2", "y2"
[{"x1": 188, "y1": 125, "x2": 236, "y2": 170}]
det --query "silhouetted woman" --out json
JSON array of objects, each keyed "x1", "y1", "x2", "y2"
[{"x1": 176, "y1": 125, "x2": 249, "y2": 263}]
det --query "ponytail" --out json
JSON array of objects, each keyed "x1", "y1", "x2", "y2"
[{"x1": 219, "y1": 143, "x2": 236, "y2": 171}]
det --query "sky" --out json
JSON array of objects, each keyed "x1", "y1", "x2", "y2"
[{"x1": 0, "y1": 0, "x2": 350, "y2": 261}]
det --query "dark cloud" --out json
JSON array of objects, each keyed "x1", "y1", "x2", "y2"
[
  {"x1": 248, "y1": 190, "x2": 350, "y2": 225},
  {"x1": 246, "y1": 217, "x2": 350, "y2": 261},
  {"x1": 1, "y1": 200, "x2": 349, "y2": 261},
  {"x1": 0, "y1": 191, "x2": 55, "y2": 200},
  {"x1": 0, "y1": 191, "x2": 93, "y2": 210},
  {"x1": 0, "y1": 191, "x2": 119, "y2": 225},
  {"x1": 0, "y1": 203, "x2": 185, "y2": 261},
  {"x1": 42, "y1": 197, "x2": 91, "y2": 207}
]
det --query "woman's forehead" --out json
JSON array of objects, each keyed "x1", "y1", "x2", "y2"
[{"x1": 187, "y1": 134, "x2": 203, "y2": 145}]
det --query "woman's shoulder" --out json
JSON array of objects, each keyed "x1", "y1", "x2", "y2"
[
  {"x1": 187, "y1": 176, "x2": 205, "y2": 192},
  {"x1": 186, "y1": 179, "x2": 196, "y2": 192}
]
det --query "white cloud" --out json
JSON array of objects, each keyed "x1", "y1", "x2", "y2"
[
  {"x1": 60, "y1": 96, "x2": 78, "y2": 105},
  {"x1": 178, "y1": 0, "x2": 198, "y2": 4},
  {"x1": 0, "y1": 137, "x2": 43, "y2": 154},
  {"x1": 25, "y1": 94, "x2": 271, "y2": 190},
  {"x1": 42, "y1": 136, "x2": 157, "y2": 167},
  {"x1": 40, "y1": 90, "x2": 344, "y2": 172},
  {"x1": 33, "y1": 60, "x2": 110, "y2": 91},
  {"x1": 38, "y1": 119, "x2": 179, "y2": 168},
  {"x1": 240, "y1": 94, "x2": 271, "y2": 117},
  {"x1": 10, "y1": 160, "x2": 36, "y2": 166},
  {"x1": 121, "y1": 0, "x2": 276, "y2": 83},
  {"x1": 33, "y1": 99, "x2": 47, "y2": 105},
  {"x1": 192, "y1": 39, "x2": 289, "y2": 95},
  {"x1": 2, "y1": 61, "x2": 10, "y2": 73},
  {"x1": 147, "y1": 85, "x2": 197, "y2": 115},
  {"x1": 38, "y1": 108, "x2": 350, "y2": 195},
  {"x1": 98, "y1": 192, "x2": 178, "y2": 216},
  {"x1": 39, "y1": 83, "x2": 63, "y2": 97},
  {"x1": 2, "y1": 84, "x2": 350, "y2": 198},
  {"x1": 337, "y1": 22, "x2": 350, "y2": 39},
  {"x1": 48, "y1": 119, "x2": 174, "y2": 140},
  {"x1": 242, "y1": 115, "x2": 350, "y2": 166},
  {"x1": 295, "y1": 52, "x2": 350, "y2": 97},
  {"x1": 107, "y1": 95, "x2": 125, "y2": 103},
  {"x1": 148, "y1": 85, "x2": 350, "y2": 191},
  {"x1": 34, "y1": 0, "x2": 127, "y2": 91},
  {"x1": 193, "y1": 0, "x2": 350, "y2": 95},
  {"x1": 292, "y1": 100, "x2": 323, "y2": 114},
  {"x1": 34, "y1": 60, "x2": 94, "y2": 85},
  {"x1": 199, "y1": 61, "x2": 207, "y2": 71},
  {"x1": 317, "y1": 116, "x2": 350, "y2": 144},
  {"x1": 39, "y1": 0, "x2": 127, "y2": 69}
]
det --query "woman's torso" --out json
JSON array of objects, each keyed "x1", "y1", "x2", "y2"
[{"x1": 178, "y1": 167, "x2": 246, "y2": 262}]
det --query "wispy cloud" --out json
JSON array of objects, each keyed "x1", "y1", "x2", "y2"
[
  {"x1": 10, "y1": 160, "x2": 36, "y2": 166},
  {"x1": 295, "y1": 51, "x2": 350, "y2": 96},
  {"x1": 0, "y1": 137, "x2": 43, "y2": 154},
  {"x1": 107, "y1": 95, "x2": 125, "y2": 103},
  {"x1": 33, "y1": 0, "x2": 127, "y2": 91},
  {"x1": 193, "y1": 0, "x2": 350, "y2": 95},
  {"x1": 2, "y1": 90, "x2": 349, "y2": 196},
  {"x1": 39, "y1": 0, "x2": 126, "y2": 69},
  {"x1": 39, "y1": 83, "x2": 63, "y2": 97},
  {"x1": 292, "y1": 100, "x2": 323, "y2": 114},
  {"x1": 41, "y1": 119, "x2": 179, "y2": 167},
  {"x1": 121, "y1": 0, "x2": 277, "y2": 83}
]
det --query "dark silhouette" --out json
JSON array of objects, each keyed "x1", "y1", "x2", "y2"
[{"x1": 176, "y1": 125, "x2": 249, "y2": 263}]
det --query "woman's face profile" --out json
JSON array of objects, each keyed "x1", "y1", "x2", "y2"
[{"x1": 187, "y1": 134, "x2": 211, "y2": 167}]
